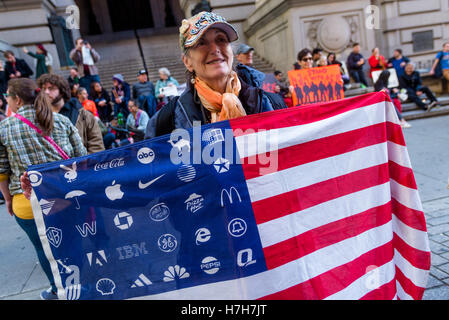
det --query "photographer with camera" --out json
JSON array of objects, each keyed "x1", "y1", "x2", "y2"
[{"x1": 69, "y1": 38, "x2": 101, "y2": 95}]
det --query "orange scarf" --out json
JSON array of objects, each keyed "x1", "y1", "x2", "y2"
[{"x1": 194, "y1": 71, "x2": 246, "y2": 123}]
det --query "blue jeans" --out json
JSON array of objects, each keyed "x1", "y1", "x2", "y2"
[
  {"x1": 79, "y1": 74, "x2": 101, "y2": 95},
  {"x1": 349, "y1": 69, "x2": 368, "y2": 87},
  {"x1": 14, "y1": 216, "x2": 56, "y2": 293},
  {"x1": 137, "y1": 95, "x2": 157, "y2": 117}
]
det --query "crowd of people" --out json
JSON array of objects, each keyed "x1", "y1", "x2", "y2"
[{"x1": 0, "y1": 10, "x2": 448, "y2": 299}]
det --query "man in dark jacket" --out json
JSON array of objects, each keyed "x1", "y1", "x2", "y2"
[
  {"x1": 399, "y1": 63, "x2": 439, "y2": 111},
  {"x1": 346, "y1": 43, "x2": 368, "y2": 87},
  {"x1": 132, "y1": 69, "x2": 157, "y2": 117},
  {"x1": 235, "y1": 43, "x2": 266, "y2": 89},
  {"x1": 37, "y1": 74, "x2": 105, "y2": 153},
  {"x1": 3, "y1": 50, "x2": 33, "y2": 81}
]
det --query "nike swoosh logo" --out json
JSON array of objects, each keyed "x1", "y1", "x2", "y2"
[{"x1": 138, "y1": 174, "x2": 165, "y2": 189}]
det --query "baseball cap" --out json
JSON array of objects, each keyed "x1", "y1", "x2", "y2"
[
  {"x1": 138, "y1": 69, "x2": 148, "y2": 76},
  {"x1": 179, "y1": 11, "x2": 238, "y2": 52},
  {"x1": 235, "y1": 43, "x2": 254, "y2": 55}
]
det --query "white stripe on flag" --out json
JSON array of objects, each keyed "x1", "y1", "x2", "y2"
[
  {"x1": 131, "y1": 221, "x2": 393, "y2": 300},
  {"x1": 396, "y1": 281, "x2": 413, "y2": 300},
  {"x1": 394, "y1": 249, "x2": 429, "y2": 289},
  {"x1": 392, "y1": 215, "x2": 430, "y2": 252},
  {"x1": 258, "y1": 182, "x2": 391, "y2": 248},
  {"x1": 236, "y1": 102, "x2": 389, "y2": 159},
  {"x1": 390, "y1": 179, "x2": 423, "y2": 212},
  {"x1": 324, "y1": 260, "x2": 396, "y2": 300},
  {"x1": 387, "y1": 141, "x2": 413, "y2": 169},
  {"x1": 247, "y1": 142, "x2": 388, "y2": 203}
]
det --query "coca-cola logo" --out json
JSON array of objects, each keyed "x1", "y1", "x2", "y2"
[{"x1": 94, "y1": 158, "x2": 125, "y2": 171}]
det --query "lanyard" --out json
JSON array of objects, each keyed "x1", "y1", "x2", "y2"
[{"x1": 14, "y1": 113, "x2": 70, "y2": 160}]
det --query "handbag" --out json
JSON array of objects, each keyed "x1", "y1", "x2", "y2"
[{"x1": 14, "y1": 113, "x2": 69, "y2": 160}]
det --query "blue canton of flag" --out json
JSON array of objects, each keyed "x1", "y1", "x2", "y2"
[{"x1": 30, "y1": 121, "x2": 267, "y2": 300}]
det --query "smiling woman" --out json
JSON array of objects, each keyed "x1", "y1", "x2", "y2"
[{"x1": 145, "y1": 11, "x2": 286, "y2": 139}]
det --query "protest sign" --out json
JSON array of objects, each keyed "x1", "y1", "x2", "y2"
[{"x1": 288, "y1": 65, "x2": 344, "y2": 106}]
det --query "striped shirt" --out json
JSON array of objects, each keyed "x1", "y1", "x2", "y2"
[{"x1": 0, "y1": 105, "x2": 87, "y2": 195}]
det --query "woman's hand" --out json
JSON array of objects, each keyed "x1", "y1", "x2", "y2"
[
  {"x1": 5, "y1": 199, "x2": 14, "y2": 216},
  {"x1": 20, "y1": 172, "x2": 32, "y2": 200}
]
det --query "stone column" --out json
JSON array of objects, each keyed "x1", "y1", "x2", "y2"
[
  {"x1": 90, "y1": 0, "x2": 113, "y2": 34},
  {"x1": 169, "y1": 0, "x2": 185, "y2": 25},
  {"x1": 149, "y1": 0, "x2": 166, "y2": 28}
]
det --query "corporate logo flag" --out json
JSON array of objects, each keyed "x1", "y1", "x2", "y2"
[{"x1": 30, "y1": 91, "x2": 430, "y2": 300}]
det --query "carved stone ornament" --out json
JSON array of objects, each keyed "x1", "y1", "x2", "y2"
[{"x1": 317, "y1": 15, "x2": 351, "y2": 52}]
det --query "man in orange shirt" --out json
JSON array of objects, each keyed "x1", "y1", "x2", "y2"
[{"x1": 77, "y1": 86, "x2": 99, "y2": 118}]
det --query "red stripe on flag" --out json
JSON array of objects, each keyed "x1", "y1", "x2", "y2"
[
  {"x1": 389, "y1": 160, "x2": 417, "y2": 189},
  {"x1": 230, "y1": 92, "x2": 390, "y2": 137},
  {"x1": 253, "y1": 163, "x2": 390, "y2": 225},
  {"x1": 241, "y1": 123, "x2": 388, "y2": 180},
  {"x1": 360, "y1": 279, "x2": 397, "y2": 300},
  {"x1": 393, "y1": 233, "x2": 431, "y2": 270},
  {"x1": 392, "y1": 198, "x2": 427, "y2": 232},
  {"x1": 395, "y1": 266, "x2": 426, "y2": 300},
  {"x1": 263, "y1": 202, "x2": 392, "y2": 270},
  {"x1": 260, "y1": 241, "x2": 394, "y2": 300},
  {"x1": 386, "y1": 121, "x2": 406, "y2": 146}
]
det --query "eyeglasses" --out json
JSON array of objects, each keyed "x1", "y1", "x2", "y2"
[
  {"x1": 2, "y1": 93, "x2": 15, "y2": 98},
  {"x1": 302, "y1": 57, "x2": 313, "y2": 62}
]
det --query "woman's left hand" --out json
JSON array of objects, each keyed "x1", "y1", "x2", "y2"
[{"x1": 5, "y1": 199, "x2": 14, "y2": 216}]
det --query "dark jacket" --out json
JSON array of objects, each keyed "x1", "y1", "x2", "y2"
[
  {"x1": 60, "y1": 98, "x2": 105, "y2": 153},
  {"x1": 399, "y1": 71, "x2": 422, "y2": 92},
  {"x1": 346, "y1": 52, "x2": 365, "y2": 71},
  {"x1": 235, "y1": 63, "x2": 265, "y2": 88},
  {"x1": 90, "y1": 89, "x2": 112, "y2": 123},
  {"x1": 112, "y1": 82, "x2": 131, "y2": 107},
  {"x1": 0, "y1": 70, "x2": 7, "y2": 95},
  {"x1": 132, "y1": 81, "x2": 155, "y2": 99},
  {"x1": 144, "y1": 77, "x2": 282, "y2": 139},
  {"x1": 5, "y1": 58, "x2": 33, "y2": 80}
]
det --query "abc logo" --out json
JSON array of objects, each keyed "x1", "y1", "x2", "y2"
[{"x1": 137, "y1": 147, "x2": 155, "y2": 164}]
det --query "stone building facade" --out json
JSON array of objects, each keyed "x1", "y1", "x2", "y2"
[
  {"x1": 241, "y1": 0, "x2": 449, "y2": 76},
  {"x1": 0, "y1": 0, "x2": 448, "y2": 82}
]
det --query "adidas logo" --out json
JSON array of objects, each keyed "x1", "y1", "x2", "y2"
[{"x1": 131, "y1": 274, "x2": 152, "y2": 288}]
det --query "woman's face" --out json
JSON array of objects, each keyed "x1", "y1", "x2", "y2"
[
  {"x1": 159, "y1": 72, "x2": 168, "y2": 81},
  {"x1": 328, "y1": 54, "x2": 335, "y2": 62},
  {"x1": 5, "y1": 89, "x2": 20, "y2": 112},
  {"x1": 94, "y1": 82, "x2": 102, "y2": 93},
  {"x1": 299, "y1": 53, "x2": 313, "y2": 69},
  {"x1": 182, "y1": 28, "x2": 233, "y2": 84}
]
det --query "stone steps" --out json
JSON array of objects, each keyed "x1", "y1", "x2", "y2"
[{"x1": 94, "y1": 53, "x2": 275, "y2": 92}]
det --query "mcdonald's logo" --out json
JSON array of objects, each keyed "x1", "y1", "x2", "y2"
[{"x1": 220, "y1": 187, "x2": 242, "y2": 207}]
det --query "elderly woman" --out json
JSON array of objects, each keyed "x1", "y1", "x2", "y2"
[
  {"x1": 155, "y1": 67, "x2": 179, "y2": 105},
  {"x1": 145, "y1": 11, "x2": 284, "y2": 139}
]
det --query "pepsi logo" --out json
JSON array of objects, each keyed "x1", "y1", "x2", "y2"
[{"x1": 200, "y1": 256, "x2": 221, "y2": 275}]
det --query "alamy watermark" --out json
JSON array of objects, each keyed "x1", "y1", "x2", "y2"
[
  {"x1": 65, "y1": 5, "x2": 80, "y2": 30},
  {"x1": 167, "y1": 121, "x2": 279, "y2": 175}
]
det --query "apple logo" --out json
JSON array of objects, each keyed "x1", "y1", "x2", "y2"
[{"x1": 105, "y1": 180, "x2": 124, "y2": 201}]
